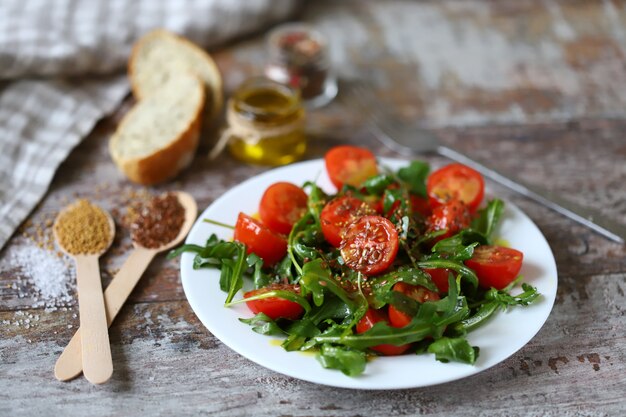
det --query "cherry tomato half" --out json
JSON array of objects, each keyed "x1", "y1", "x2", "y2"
[
  {"x1": 424, "y1": 268, "x2": 450, "y2": 294},
  {"x1": 320, "y1": 196, "x2": 374, "y2": 247},
  {"x1": 259, "y1": 182, "x2": 308, "y2": 235},
  {"x1": 233, "y1": 213, "x2": 287, "y2": 267},
  {"x1": 427, "y1": 163, "x2": 485, "y2": 212},
  {"x1": 388, "y1": 282, "x2": 440, "y2": 328},
  {"x1": 356, "y1": 308, "x2": 411, "y2": 355},
  {"x1": 324, "y1": 145, "x2": 378, "y2": 190},
  {"x1": 340, "y1": 215, "x2": 399, "y2": 276},
  {"x1": 426, "y1": 200, "x2": 471, "y2": 240},
  {"x1": 465, "y1": 245, "x2": 524, "y2": 290},
  {"x1": 244, "y1": 284, "x2": 304, "y2": 320}
]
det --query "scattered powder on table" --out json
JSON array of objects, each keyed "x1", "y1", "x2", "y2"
[
  {"x1": 1, "y1": 244, "x2": 75, "y2": 309},
  {"x1": 54, "y1": 199, "x2": 112, "y2": 255},
  {"x1": 130, "y1": 193, "x2": 185, "y2": 248}
]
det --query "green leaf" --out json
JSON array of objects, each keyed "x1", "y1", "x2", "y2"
[
  {"x1": 486, "y1": 283, "x2": 540, "y2": 307},
  {"x1": 314, "y1": 316, "x2": 438, "y2": 349},
  {"x1": 471, "y1": 199, "x2": 504, "y2": 242},
  {"x1": 303, "y1": 181, "x2": 328, "y2": 225},
  {"x1": 382, "y1": 187, "x2": 403, "y2": 214},
  {"x1": 427, "y1": 337, "x2": 479, "y2": 364},
  {"x1": 221, "y1": 243, "x2": 247, "y2": 304},
  {"x1": 368, "y1": 267, "x2": 439, "y2": 309},
  {"x1": 239, "y1": 313, "x2": 285, "y2": 336},
  {"x1": 430, "y1": 234, "x2": 479, "y2": 261},
  {"x1": 317, "y1": 344, "x2": 367, "y2": 377},
  {"x1": 167, "y1": 243, "x2": 206, "y2": 259},
  {"x1": 417, "y1": 259, "x2": 479, "y2": 288},
  {"x1": 248, "y1": 253, "x2": 272, "y2": 289},
  {"x1": 362, "y1": 174, "x2": 395, "y2": 195},
  {"x1": 226, "y1": 289, "x2": 311, "y2": 313},
  {"x1": 397, "y1": 160, "x2": 430, "y2": 197},
  {"x1": 450, "y1": 301, "x2": 499, "y2": 335},
  {"x1": 300, "y1": 259, "x2": 356, "y2": 310}
]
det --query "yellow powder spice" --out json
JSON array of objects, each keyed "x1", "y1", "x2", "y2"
[{"x1": 54, "y1": 199, "x2": 112, "y2": 255}]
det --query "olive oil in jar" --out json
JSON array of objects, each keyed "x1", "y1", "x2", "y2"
[{"x1": 227, "y1": 77, "x2": 305, "y2": 166}]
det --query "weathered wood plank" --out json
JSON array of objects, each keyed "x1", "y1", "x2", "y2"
[{"x1": 2, "y1": 0, "x2": 626, "y2": 416}]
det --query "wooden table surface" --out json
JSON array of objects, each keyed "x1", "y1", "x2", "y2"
[{"x1": 2, "y1": 1, "x2": 625, "y2": 416}]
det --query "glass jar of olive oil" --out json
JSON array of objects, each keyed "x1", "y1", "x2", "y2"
[{"x1": 226, "y1": 77, "x2": 306, "y2": 166}]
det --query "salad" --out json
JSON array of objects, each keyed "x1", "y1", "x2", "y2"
[{"x1": 171, "y1": 145, "x2": 540, "y2": 376}]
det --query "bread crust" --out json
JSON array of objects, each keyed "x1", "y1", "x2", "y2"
[
  {"x1": 109, "y1": 74, "x2": 206, "y2": 185},
  {"x1": 128, "y1": 29, "x2": 223, "y2": 126}
]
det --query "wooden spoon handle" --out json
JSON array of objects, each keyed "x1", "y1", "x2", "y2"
[
  {"x1": 74, "y1": 255, "x2": 113, "y2": 384},
  {"x1": 55, "y1": 248, "x2": 156, "y2": 382}
]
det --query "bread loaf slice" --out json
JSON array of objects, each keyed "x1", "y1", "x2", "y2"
[
  {"x1": 109, "y1": 73, "x2": 205, "y2": 185},
  {"x1": 129, "y1": 29, "x2": 223, "y2": 127}
]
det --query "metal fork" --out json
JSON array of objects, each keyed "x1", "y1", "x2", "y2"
[{"x1": 350, "y1": 84, "x2": 626, "y2": 244}]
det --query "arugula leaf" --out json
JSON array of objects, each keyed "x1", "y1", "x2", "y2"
[
  {"x1": 429, "y1": 234, "x2": 479, "y2": 261},
  {"x1": 314, "y1": 317, "x2": 437, "y2": 349},
  {"x1": 362, "y1": 174, "x2": 395, "y2": 195},
  {"x1": 427, "y1": 337, "x2": 479, "y2": 364},
  {"x1": 471, "y1": 199, "x2": 504, "y2": 241},
  {"x1": 220, "y1": 243, "x2": 247, "y2": 304},
  {"x1": 382, "y1": 187, "x2": 404, "y2": 214},
  {"x1": 317, "y1": 344, "x2": 367, "y2": 376},
  {"x1": 450, "y1": 301, "x2": 499, "y2": 335},
  {"x1": 417, "y1": 259, "x2": 478, "y2": 288},
  {"x1": 300, "y1": 259, "x2": 356, "y2": 310},
  {"x1": 239, "y1": 313, "x2": 285, "y2": 336},
  {"x1": 248, "y1": 254, "x2": 272, "y2": 289},
  {"x1": 303, "y1": 181, "x2": 328, "y2": 225},
  {"x1": 280, "y1": 296, "x2": 351, "y2": 351},
  {"x1": 368, "y1": 267, "x2": 438, "y2": 309},
  {"x1": 452, "y1": 282, "x2": 540, "y2": 334},
  {"x1": 397, "y1": 160, "x2": 430, "y2": 197},
  {"x1": 226, "y1": 289, "x2": 311, "y2": 313},
  {"x1": 287, "y1": 213, "x2": 319, "y2": 276},
  {"x1": 485, "y1": 282, "x2": 540, "y2": 306}
]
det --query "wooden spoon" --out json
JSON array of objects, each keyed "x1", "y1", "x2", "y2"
[
  {"x1": 54, "y1": 191, "x2": 197, "y2": 382},
  {"x1": 53, "y1": 201, "x2": 115, "y2": 385}
]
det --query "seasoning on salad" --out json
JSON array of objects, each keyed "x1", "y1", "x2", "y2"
[
  {"x1": 265, "y1": 23, "x2": 337, "y2": 108},
  {"x1": 54, "y1": 199, "x2": 112, "y2": 255},
  {"x1": 210, "y1": 77, "x2": 306, "y2": 166},
  {"x1": 130, "y1": 193, "x2": 185, "y2": 249},
  {"x1": 171, "y1": 145, "x2": 541, "y2": 377}
]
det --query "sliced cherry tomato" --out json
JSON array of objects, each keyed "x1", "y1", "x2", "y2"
[
  {"x1": 324, "y1": 145, "x2": 378, "y2": 189},
  {"x1": 424, "y1": 268, "x2": 450, "y2": 293},
  {"x1": 233, "y1": 213, "x2": 287, "y2": 267},
  {"x1": 320, "y1": 196, "x2": 374, "y2": 247},
  {"x1": 410, "y1": 195, "x2": 431, "y2": 217},
  {"x1": 426, "y1": 200, "x2": 471, "y2": 240},
  {"x1": 465, "y1": 245, "x2": 524, "y2": 290},
  {"x1": 259, "y1": 182, "x2": 308, "y2": 235},
  {"x1": 388, "y1": 282, "x2": 440, "y2": 328},
  {"x1": 356, "y1": 308, "x2": 411, "y2": 355},
  {"x1": 427, "y1": 163, "x2": 485, "y2": 212},
  {"x1": 244, "y1": 284, "x2": 304, "y2": 320},
  {"x1": 340, "y1": 215, "x2": 399, "y2": 276}
]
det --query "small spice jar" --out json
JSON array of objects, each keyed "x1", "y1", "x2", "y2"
[
  {"x1": 265, "y1": 23, "x2": 337, "y2": 108},
  {"x1": 216, "y1": 77, "x2": 306, "y2": 166}
]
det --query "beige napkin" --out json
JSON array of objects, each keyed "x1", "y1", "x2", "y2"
[{"x1": 0, "y1": 0, "x2": 299, "y2": 250}]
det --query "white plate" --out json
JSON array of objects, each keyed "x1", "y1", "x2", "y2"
[{"x1": 180, "y1": 158, "x2": 558, "y2": 390}]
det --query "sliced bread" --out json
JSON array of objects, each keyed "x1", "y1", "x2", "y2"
[
  {"x1": 129, "y1": 30, "x2": 223, "y2": 127},
  {"x1": 109, "y1": 73, "x2": 205, "y2": 185}
]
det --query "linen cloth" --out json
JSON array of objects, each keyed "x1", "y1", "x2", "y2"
[{"x1": 0, "y1": 0, "x2": 298, "y2": 250}]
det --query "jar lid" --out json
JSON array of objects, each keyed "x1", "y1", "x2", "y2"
[{"x1": 267, "y1": 23, "x2": 328, "y2": 66}]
